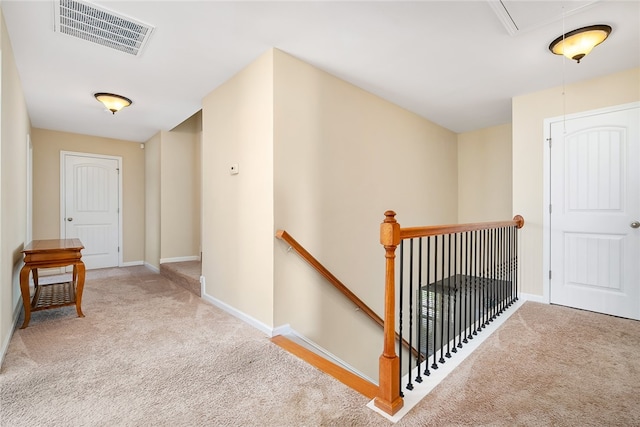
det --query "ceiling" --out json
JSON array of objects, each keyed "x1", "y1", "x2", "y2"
[{"x1": 1, "y1": 0, "x2": 638, "y2": 143}]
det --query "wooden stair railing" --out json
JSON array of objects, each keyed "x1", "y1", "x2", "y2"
[
  {"x1": 275, "y1": 230, "x2": 419, "y2": 359},
  {"x1": 375, "y1": 211, "x2": 525, "y2": 416}
]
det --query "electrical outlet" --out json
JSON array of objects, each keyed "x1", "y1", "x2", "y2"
[{"x1": 230, "y1": 163, "x2": 239, "y2": 175}]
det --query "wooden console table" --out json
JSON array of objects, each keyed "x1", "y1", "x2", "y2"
[{"x1": 19, "y1": 239, "x2": 86, "y2": 329}]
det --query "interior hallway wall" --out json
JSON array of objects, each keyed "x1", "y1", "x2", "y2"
[
  {"x1": 31, "y1": 129, "x2": 145, "y2": 264},
  {"x1": 457, "y1": 123, "x2": 512, "y2": 223},
  {"x1": 0, "y1": 9, "x2": 31, "y2": 363}
]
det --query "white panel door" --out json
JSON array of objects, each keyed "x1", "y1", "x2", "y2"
[
  {"x1": 550, "y1": 106, "x2": 639, "y2": 320},
  {"x1": 63, "y1": 153, "x2": 120, "y2": 269}
]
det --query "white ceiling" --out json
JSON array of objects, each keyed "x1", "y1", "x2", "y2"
[{"x1": 1, "y1": 0, "x2": 638, "y2": 142}]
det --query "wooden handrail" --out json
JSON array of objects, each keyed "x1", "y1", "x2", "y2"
[
  {"x1": 276, "y1": 229, "x2": 384, "y2": 327},
  {"x1": 400, "y1": 215, "x2": 524, "y2": 240},
  {"x1": 275, "y1": 229, "x2": 420, "y2": 359}
]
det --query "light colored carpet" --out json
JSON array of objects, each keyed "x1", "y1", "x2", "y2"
[{"x1": 1, "y1": 266, "x2": 639, "y2": 426}]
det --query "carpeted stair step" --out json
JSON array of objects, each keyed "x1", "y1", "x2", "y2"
[{"x1": 160, "y1": 261, "x2": 201, "y2": 297}]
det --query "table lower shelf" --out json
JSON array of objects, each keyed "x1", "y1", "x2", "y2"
[{"x1": 31, "y1": 281, "x2": 77, "y2": 311}]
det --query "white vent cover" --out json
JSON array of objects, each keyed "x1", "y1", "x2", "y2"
[{"x1": 54, "y1": 0, "x2": 154, "y2": 56}]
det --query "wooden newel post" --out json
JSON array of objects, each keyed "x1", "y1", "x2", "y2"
[{"x1": 374, "y1": 210, "x2": 404, "y2": 415}]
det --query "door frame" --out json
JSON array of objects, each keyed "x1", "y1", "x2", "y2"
[
  {"x1": 60, "y1": 150, "x2": 124, "y2": 267},
  {"x1": 543, "y1": 101, "x2": 640, "y2": 305}
]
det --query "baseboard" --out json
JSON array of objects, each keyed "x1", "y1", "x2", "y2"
[
  {"x1": 200, "y1": 288, "x2": 275, "y2": 337},
  {"x1": 1, "y1": 299, "x2": 23, "y2": 368},
  {"x1": 121, "y1": 261, "x2": 144, "y2": 267},
  {"x1": 160, "y1": 256, "x2": 200, "y2": 264},
  {"x1": 285, "y1": 328, "x2": 377, "y2": 385},
  {"x1": 520, "y1": 293, "x2": 548, "y2": 304},
  {"x1": 144, "y1": 262, "x2": 160, "y2": 273}
]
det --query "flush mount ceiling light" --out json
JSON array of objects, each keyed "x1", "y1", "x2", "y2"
[
  {"x1": 94, "y1": 93, "x2": 132, "y2": 114},
  {"x1": 549, "y1": 25, "x2": 612, "y2": 63}
]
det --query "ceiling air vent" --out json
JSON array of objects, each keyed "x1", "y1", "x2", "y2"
[{"x1": 54, "y1": 0, "x2": 154, "y2": 56}]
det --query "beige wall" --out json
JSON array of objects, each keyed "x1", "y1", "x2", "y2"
[
  {"x1": 31, "y1": 129, "x2": 145, "y2": 264},
  {"x1": 160, "y1": 113, "x2": 201, "y2": 262},
  {"x1": 192, "y1": 49, "x2": 456, "y2": 381},
  {"x1": 144, "y1": 132, "x2": 161, "y2": 269},
  {"x1": 202, "y1": 50, "x2": 275, "y2": 326},
  {"x1": 0, "y1": 9, "x2": 31, "y2": 362},
  {"x1": 457, "y1": 123, "x2": 512, "y2": 223},
  {"x1": 273, "y1": 50, "x2": 458, "y2": 380},
  {"x1": 513, "y1": 67, "x2": 640, "y2": 297}
]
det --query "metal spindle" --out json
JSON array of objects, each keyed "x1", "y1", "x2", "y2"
[
  {"x1": 490, "y1": 228, "x2": 496, "y2": 321},
  {"x1": 472, "y1": 229, "x2": 478, "y2": 337},
  {"x1": 407, "y1": 239, "x2": 414, "y2": 391},
  {"x1": 463, "y1": 231, "x2": 470, "y2": 343},
  {"x1": 456, "y1": 232, "x2": 463, "y2": 349},
  {"x1": 415, "y1": 238, "x2": 423, "y2": 383},
  {"x1": 439, "y1": 234, "x2": 446, "y2": 364},
  {"x1": 445, "y1": 234, "x2": 452, "y2": 359},
  {"x1": 432, "y1": 235, "x2": 439, "y2": 370},
  {"x1": 424, "y1": 236, "x2": 431, "y2": 376},
  {"x1": 399, "y1": 240, "x2": 404, "y2": 398}
]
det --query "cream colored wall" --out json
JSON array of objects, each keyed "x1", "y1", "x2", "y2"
[
  {"x1": 31, "y1": 129, "x2": 145, "y2": 264},
  {"x1": 201, "y1": 50, "x2": 274, "y2": 326},
  {"x1": 144, "y1": 132, "x2": 161, "y2": 269},
  {"x1": 273, "y1": 50, "x2": 458, "y2": 380},
  {"x1": 513, "y1": 67, "x2": 640, "y2": 297},
  {"x1": 0, "y1": 9, "x2": 31, "y2": 362},
  {"x1": 457, "y1": 123, "x2": 512, "y2": 223},
  {"x1": 160, "y1": 113, "x2": 201, "y2": 261}
]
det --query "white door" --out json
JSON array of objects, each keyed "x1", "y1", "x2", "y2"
[
  {"x1": 62, "y1": 152, "x2": 120, "y2": 270},
  {"x1": 550, "y1": 106, "x2": 640, "y2": 320}
]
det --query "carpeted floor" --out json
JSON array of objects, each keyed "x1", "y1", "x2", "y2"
[{"x1": 1, "y1": 266, "x2": 639, "y2": 426}]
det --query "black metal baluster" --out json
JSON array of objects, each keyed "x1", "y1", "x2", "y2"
[
  {"x1": 445, "y1": 234, "x2": 452, "y2": 359},
  {"x1": 425, "y1": 236, "x2": 431, "y2": 376},
  {"x1": 463, "y1": 231, "x2": 470, "y2": 344},
  {"x1": 513, "y1": 226, "x2": 518, "y2": 301},
  {"x1": 407, "y1": 239, "x2": 414, "y2": 391},
  {"x1": 472, "y1": 229, "x2": 478, "y2": 337},
  {"x1": 480, "y1": 229, "x2": 487, "y2": 329},
  {"x1": 489, "y1": 228, "x2": 498, "y2": 322},
  {"x1": 416, "y1": 238, "x2": 423, "y2": 383},
  {"x1": 511, "y1": 225, "x2": 516, "y2": 305},
  {"x1": 399, "y1": 240, "x2": 404, "y2": 398},
  {"x1": 439, "y1": 234, "x2": 446, "y2": 364},
  {"x1": 453, "y1": 233, "x2": 463, "y2": 350},
  {"x1": 432, "y1": 235, "x2": 439, "y2": 370},
  {"x1": 500, "y1": 227, "x2": 508, "y2": 314}
]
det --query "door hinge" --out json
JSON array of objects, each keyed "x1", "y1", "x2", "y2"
[
  {"x1": 549, "y1": 204, "x2": 552, "y2": 214},
  {"x1": 547, "y1": 137, "x2": 552, "y2": 148},
  {"x1": 118, "y1": 246, "x2": 120, "y2": 253},
  {"x1": 549, "y1": 270, "x2": 552, "y2": 280}
]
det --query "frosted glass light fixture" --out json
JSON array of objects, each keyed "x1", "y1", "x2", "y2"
[
  {"x1": 549, "y1": 25, "x2": 611, "y2": 63},
  {"x1": 94, "y1": 92, "x2": 132, "y2": 114}
]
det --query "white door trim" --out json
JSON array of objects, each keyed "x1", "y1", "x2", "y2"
[
  {"x1": 60, "y1": 151, "x2": 124, "y2": 267},
  {"x1": 542, "y1": 101, "x2": 640, "y2": 305}
]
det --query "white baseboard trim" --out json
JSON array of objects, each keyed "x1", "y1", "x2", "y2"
[
  {"x1": 286, "y1": 328, "x2": 377, "y2": 385},
  {"x1": 1, "y1": 299, "x2": 23, "y2": 368},
  {"x1": 272, "y1": 323, "x2": 292, "y2": 337},
  {"x1": 121, "y1": 261, "x2": 144, "y2": 267},
  {"x1": 144, "y1": 262, "x2": 160, "y2": 273},
  {"x1": 520, "y1": 293, "x2": 548, "y2": 304},
  {"x1": 201, "y1": 288, "x2": 274, "y2": 337},
  {"x1": 160, "y1": 256, "x2": 200, "y2": 264}
]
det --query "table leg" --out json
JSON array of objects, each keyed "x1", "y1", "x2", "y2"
[
  {"x1": 19, "y1": 265, "x2": 32, "y2": 329},
  {"x1": 74, "y1": 261, "x2": 86, "y2": 318}
]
